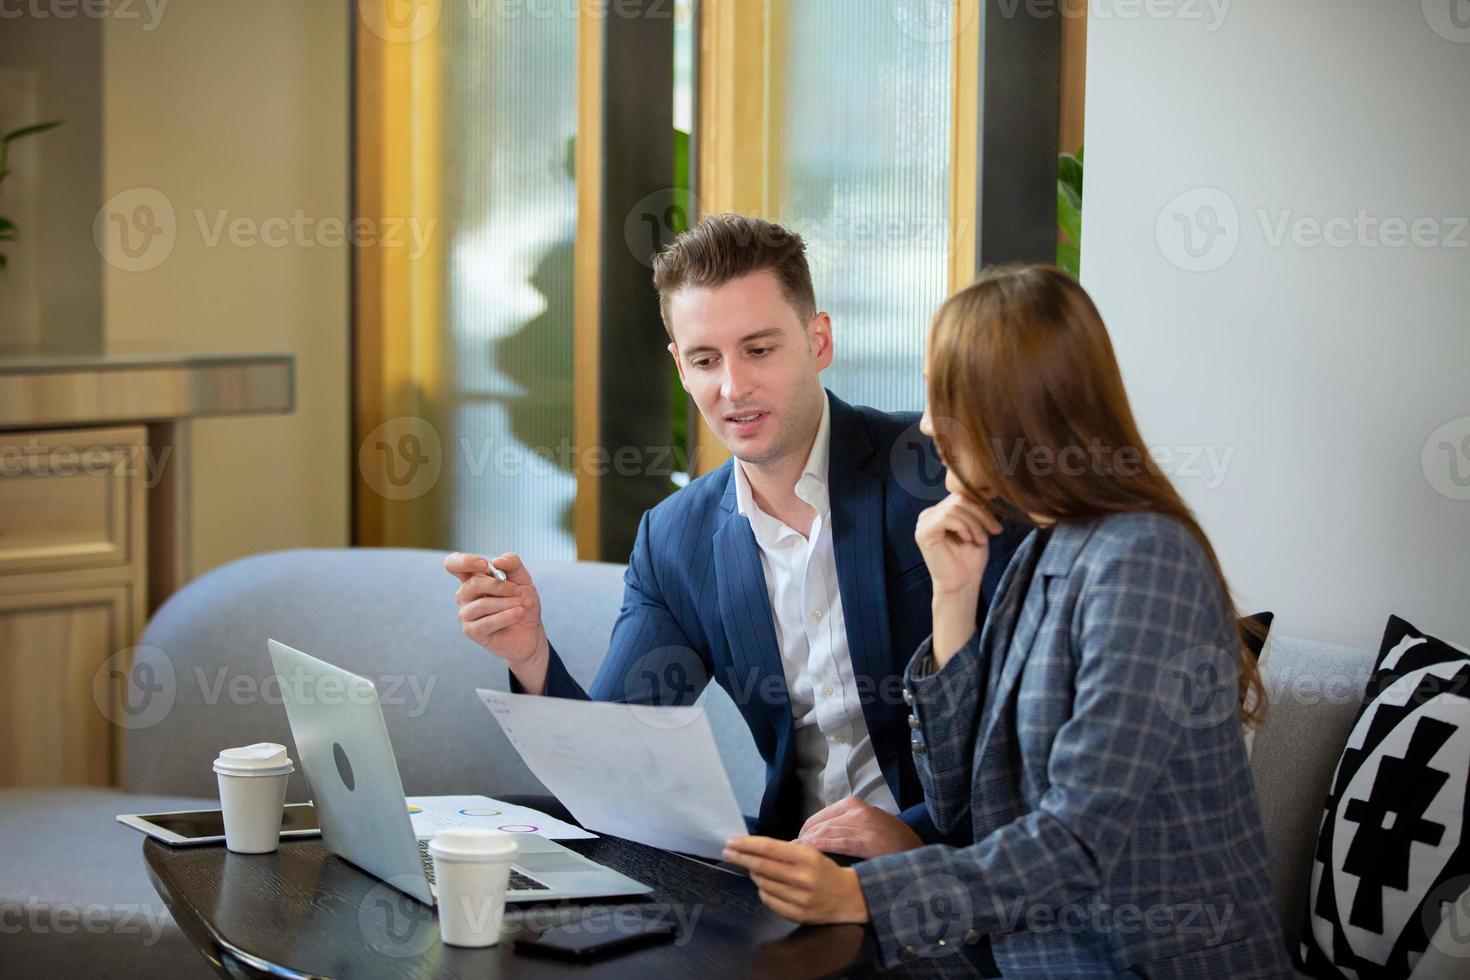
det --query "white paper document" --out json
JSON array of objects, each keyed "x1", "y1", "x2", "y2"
[
  {"x1": 475, "y1": 690, "x2": 749, "y2": 860},
  {"x1": 405, "y1": 794, "x2": 595, "y2": 841}
]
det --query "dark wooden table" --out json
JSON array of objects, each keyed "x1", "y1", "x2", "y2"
[{"x1": 144, "y1": 799, "x2": 880, "y2": 979}]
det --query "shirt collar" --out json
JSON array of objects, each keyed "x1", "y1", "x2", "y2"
[{"x1": 733, "y1": 391, "x2": 831, "y2": 539}]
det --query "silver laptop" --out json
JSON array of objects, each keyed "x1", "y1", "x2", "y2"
[{"x1": 267, "y1": 639, "x2": 652, "y2": 906}]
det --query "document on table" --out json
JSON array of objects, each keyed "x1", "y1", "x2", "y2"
[
  {"x1": 475, "y1": 690, "x2": 749, "y2": 860},
  {"x1": 405, "y1": 794, "x2": 595, "y2": 841}
]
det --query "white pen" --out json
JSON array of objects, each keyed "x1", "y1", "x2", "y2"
[{"x1": 487, "y1": 562, "x2": 507, "y2": 582}]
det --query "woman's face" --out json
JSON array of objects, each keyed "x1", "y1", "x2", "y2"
[{"x1": 920, "y1": 349, "x2": 995, "y2": 502}]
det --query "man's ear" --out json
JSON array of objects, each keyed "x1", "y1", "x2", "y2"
[
  {"x1": 668, "y1": 342, "x2": 691, "y2": 392},
  {"x1": 808, "y1": 312, "x2": 834, "y2": 371}
]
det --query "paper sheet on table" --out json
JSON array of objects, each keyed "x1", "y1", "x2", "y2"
[
  {"x1": 406, "y1": 794, "x2": 595, "y2": 840},
  {"x1": 475, "y1": 690, "x2": 748, "y2": 860}
]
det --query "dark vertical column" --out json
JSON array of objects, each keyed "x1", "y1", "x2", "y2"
[
  {"x1": 974, "y1": 2, "x2": 1062, "y2": 269},
  {"x1": 599, "y1": 1, "x2": 675, "y2": 562}
]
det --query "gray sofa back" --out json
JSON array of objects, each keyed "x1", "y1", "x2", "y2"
[
  {"x1": 124, "y1": 547, "x2": 1380, "y2": 958},
  {"x1": 123, "y1": 549, "x2": 766, "y2": 814},
  {"x1": 1249, "y1": 632, "x2": 1375, "y2": 952}
]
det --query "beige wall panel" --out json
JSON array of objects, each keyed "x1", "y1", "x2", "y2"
[{"x1": 102, "y1": 0, "x2": 349, "y2": 576}]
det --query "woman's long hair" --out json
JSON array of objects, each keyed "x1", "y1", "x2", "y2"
[{"x1": 927, "y1": 265, "x2": 1266, "y2": 725}]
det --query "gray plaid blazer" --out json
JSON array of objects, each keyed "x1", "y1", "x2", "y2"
[{"x1": 854, "y1": 513, "x2": 1290, "y2": 978}]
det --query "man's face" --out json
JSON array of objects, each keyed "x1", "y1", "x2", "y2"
[{"x1": 666, "y1": 269, "x2": 833, "y2": 468}]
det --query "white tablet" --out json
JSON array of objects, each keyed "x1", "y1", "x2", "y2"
[{"x1": 116, "y1": 802, "x2": 321, "y2": 846}]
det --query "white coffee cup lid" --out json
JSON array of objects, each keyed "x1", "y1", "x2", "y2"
[
  {"x1": 426, "y1": 827, "x2": 520, "y2": 863},
  {"x1": 213, "y1": 742, "x2": 294, "y2": 777}
]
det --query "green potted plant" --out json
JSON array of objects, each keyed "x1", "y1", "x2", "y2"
[
  {"x1": 1057, "y1": 145, "x2": 1083, "y2": 277},
  {"x1": 0, "y1": 119, "x2": 62, "y2": 269}
]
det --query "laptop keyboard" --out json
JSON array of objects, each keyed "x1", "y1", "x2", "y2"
[{"x1": 417, "y1": 839, "x2": 551, "y2": 891}]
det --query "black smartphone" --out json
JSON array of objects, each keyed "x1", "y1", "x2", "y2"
[{"x1": 515, "y1": 908, "x2": 679, "y2": 960}]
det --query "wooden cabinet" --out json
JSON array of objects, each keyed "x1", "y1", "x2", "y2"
[
  {"x1": 0, "y1": 350, "x2": 293, "y2": 786},
  {"x1": 0, "y1": 426, "x2": 147, "y2": 786}
]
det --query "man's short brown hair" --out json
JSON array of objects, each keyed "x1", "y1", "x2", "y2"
[{"x1": 651, "y1": 213, "x2": 816, "y2": 339}]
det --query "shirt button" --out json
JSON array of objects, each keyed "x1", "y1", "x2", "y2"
[
  {"x1": 902, "y1": 688, "x2": 914, "y2": 705},
  {"x1": 899, "y1": 947, "x2": 918, "y2": 963},
  {"x1": 822, "y1": 684, "x2": 834, "y2": 698},
  {"x1": 964, "y1": 928, "x2": 982, "y2": 946},
  {"x1": 908, "y1": 715, "x2": 921, "y2": 731},
  {"x1": 911, "y1": 736, "x2": 926, "y2": 755},
  {"x1": 834, "y1": 734, "x2": 848, "y2": 746},
  {"x1": 810, "y1": 609, "x2": 823, "y2": 621}
]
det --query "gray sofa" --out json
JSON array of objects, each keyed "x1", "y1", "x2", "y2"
[{"x1": 0, "y1": 548, "x2": 1462, "y2": 978}]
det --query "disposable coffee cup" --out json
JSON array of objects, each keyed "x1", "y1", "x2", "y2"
[
  {"x1": 212, "y1": 742, "x2": 294, "y2": 854},
  {"x1": 427, "y1": 828, "x2": 519, "y2": 947}
]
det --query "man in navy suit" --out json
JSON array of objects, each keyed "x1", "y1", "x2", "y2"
[{"x1": 447, "y1": 214, "x2": 1018, "y2": 855}]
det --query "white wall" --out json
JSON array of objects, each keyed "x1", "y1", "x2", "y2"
[
  {"x1": 1082, "y1": 1, "x2": 1470, "y2": 649},
  {"x1": 103, "y1": 0, "x2": 350, "y2": 575}
]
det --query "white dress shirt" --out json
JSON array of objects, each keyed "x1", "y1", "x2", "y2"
[{"x1": 731, "y1": 392, "x2": 901, "y2": 823}]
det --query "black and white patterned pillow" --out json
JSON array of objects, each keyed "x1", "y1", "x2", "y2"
[
  {"x1": 1296, "y1": 615, "x2": 1470, "y2": 978},
  {"x1": 1241, "y1": 610, "x2": 1275, "y2": 661}
]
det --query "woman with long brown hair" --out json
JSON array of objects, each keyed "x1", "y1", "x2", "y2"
[{"x1": 724, "y1": 266, "x2": 1290, "y2": 978}]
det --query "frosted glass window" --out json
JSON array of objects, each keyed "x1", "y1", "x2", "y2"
[
  {"x1": 442, "y1": 6, "x2": 578, "y2": 560},
  {"x1": 775, "y1": 1, "x2": 953, "y2": 413}
]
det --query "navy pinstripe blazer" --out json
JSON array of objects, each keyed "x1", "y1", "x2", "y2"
[
  {"x1": 534, "y1": 391, "x2": 1021, "y2": 840},
  {"x1": 854, "y1": 514, "x2": 1290, "y2": 978}
]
